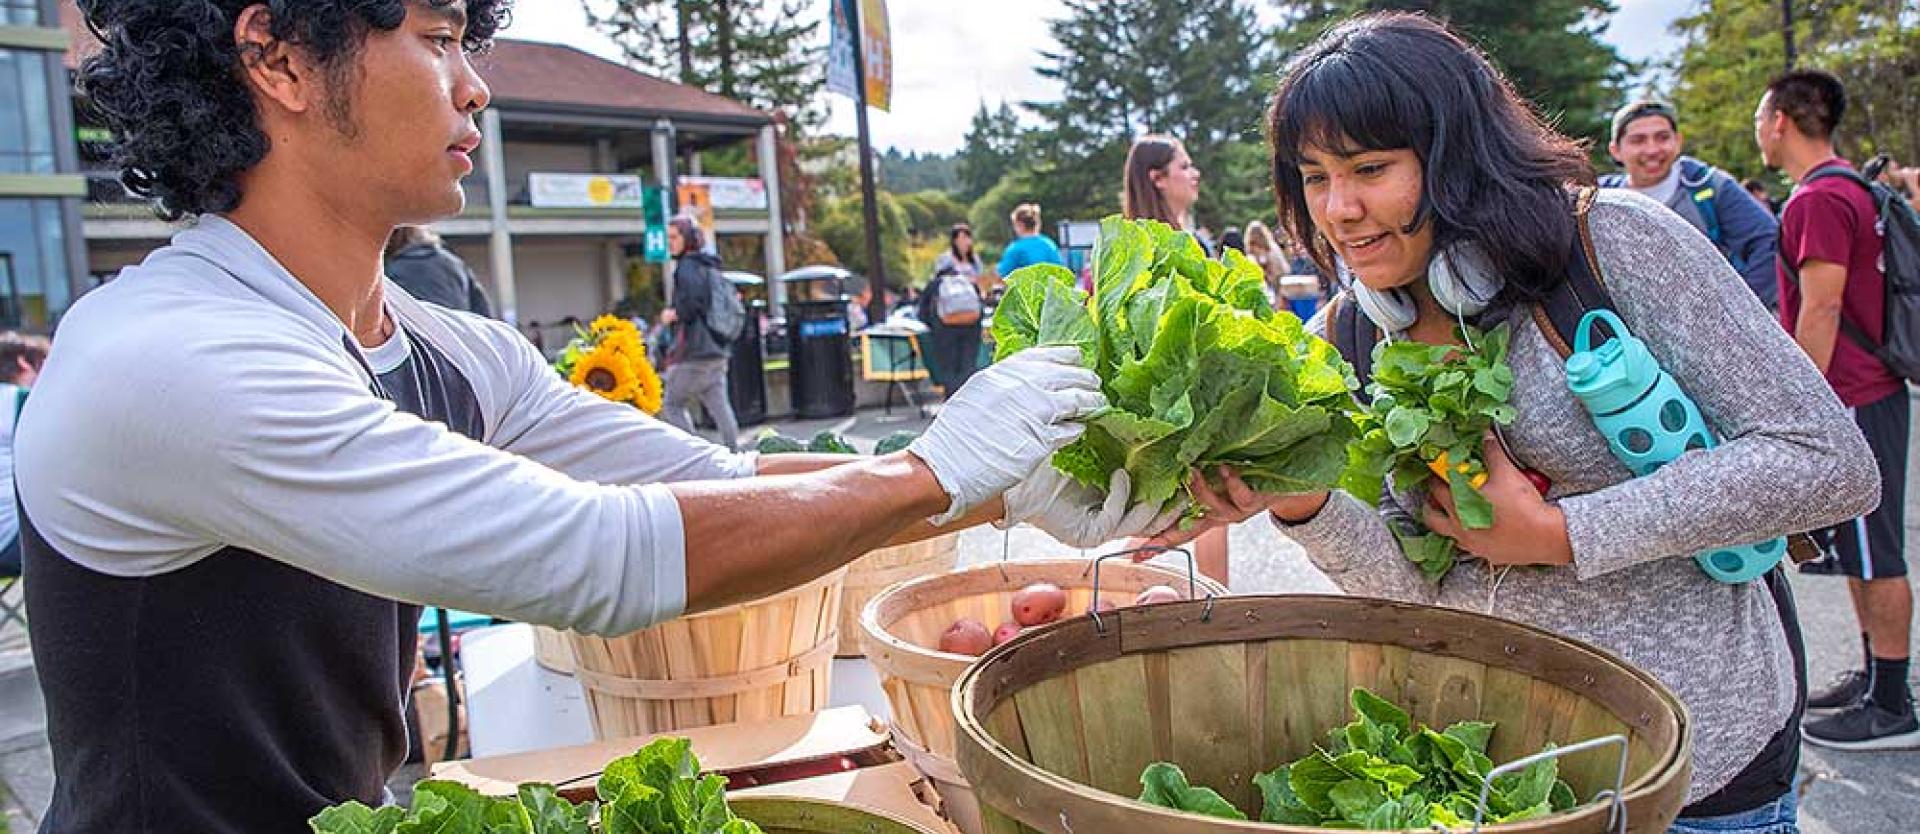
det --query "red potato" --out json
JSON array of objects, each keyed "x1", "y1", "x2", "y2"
[
  {"x1": 1087, "y1": 597, "x2": 1117, "y2": 615},
  {"x1": 993, "y1": 621, "x2": 1024, "y2": 646},
  {"x1": 938, "y1": 618, "x2": 993, "y2": 656},
  {"x1": 1132, "y1": 585, "x2": 1182, "y2": 606},
  {"x1": 1010, "y1": 583, "x2": 1068, "y2": 626}
]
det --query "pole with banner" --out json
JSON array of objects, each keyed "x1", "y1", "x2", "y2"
[{"x1": 829, "y1": 0, "x2": 892, "y2": 329}]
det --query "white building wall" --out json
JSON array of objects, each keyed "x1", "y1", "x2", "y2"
[{"x1": 510, "y1": 239, "x2": 611, "y2": 329}]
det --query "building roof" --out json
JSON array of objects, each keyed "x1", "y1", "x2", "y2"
[
  {"x1": 58, "y1": 2, "x2": 768, "y2": 128},
  {"x1": 478, "y1": 40, "x2": 768, "y2": 127}
]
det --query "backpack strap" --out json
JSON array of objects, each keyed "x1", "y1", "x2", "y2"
[
  {"x1": 1780, "y1": 165, "x2": 1884, "y2": 356},
  {"x1": 1691, "y1": 182, "x2": 1723, "y2": 245},
  {"x1": 1529, "y1": 186, "x2": 1620, "y2": 360},
  {"x1": 1326, "y1": 289, "x2": 1380, "y2": 401}
]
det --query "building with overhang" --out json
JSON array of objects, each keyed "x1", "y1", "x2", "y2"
[{"x1": 62, "y1": 4, "x2": 786, "y2": 347}]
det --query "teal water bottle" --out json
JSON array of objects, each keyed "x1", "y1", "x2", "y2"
[{"x1": 1563, "y1": 310, "x2": 1785, "y2": 583}]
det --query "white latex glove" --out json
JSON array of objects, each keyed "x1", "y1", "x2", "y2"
[
  {"x1": 909, "y1": 346, "x2": 1105, "y2": 524},
  {"x1": 999, "y1": 464, "x2": 1188, "y2": 548}
]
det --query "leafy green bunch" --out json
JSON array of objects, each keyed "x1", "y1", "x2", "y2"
[
  {"x1": 1341, "y1": 325, "x2": 1518, "y2": 581},
  {"x1": 309, "y1": 738, "x2": 764, "y2": 834},
  {"x1": 992, "y1": 217, "x2": 1361, "y2": 511},
  {"x1": 1139, "y1": 688, "x2": 1578, "y2": 829},
  {"x1": 752, "y1": 429, "x2": 916, "y2": 456}
]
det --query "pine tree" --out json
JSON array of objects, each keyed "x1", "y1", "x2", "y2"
[
  {"x1": 1019, "y1": 0, "x2": 1275, "y2": 228},
  {"x1": 582, "y1": 0, "x2": 827, "y2": 129},
  {"x1": 957, "y1": 103, "x2": 1025, "y2": 202}
]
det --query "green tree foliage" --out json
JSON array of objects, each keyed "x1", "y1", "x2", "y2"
[
  {"x1": 958, "y1": 102, "x2": 1027, "y2": 202},
  {"x1": 1020, "y1": 0, "x2": 1275, "y2": 230},
  {"x1": 582, "y1": 0, "x2": 826, "y2": 129},
  {"x1": 896, "y1": 189, "x2": 969, "y2": 237},
  {"x1": 815, "y1": 192, "x2": 914, "y2": 286},
  {"x1": 1271, "y1": 1, "x2": 1631, "y2": 163},
  {"x1": 1670, "y1": 0, "x2": 1919, "y2": 182},
  {"x1": 879, "y1": 148, "x2": 961, "y2": 193}
]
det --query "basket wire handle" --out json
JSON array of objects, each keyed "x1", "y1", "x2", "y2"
[
  {"x1": 1439, "y1": 733, "x2": 1630, "y2": 834},
  {"x1": 997, "y1": 525, "x2": 1012, "y2": 582},
  {"x1": 1086, "y1": 546, "x2": 1212, "y2": 635}
]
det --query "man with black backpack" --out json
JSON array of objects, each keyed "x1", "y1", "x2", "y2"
[
  {"x1": 1761, "y1": 68, "x2": 1920, "y2": 750},
  {"x1": 661, "y1": 216, "x2": 743, "y2": 450}
]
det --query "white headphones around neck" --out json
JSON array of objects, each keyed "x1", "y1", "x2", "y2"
[{"x1": 1346, "y1": 239, "x2": 1503, "y2": 334}]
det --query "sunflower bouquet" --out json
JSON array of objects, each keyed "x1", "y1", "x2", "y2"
[{"x1": 554, "y1": 315, "x2": 665, "y2": 414}]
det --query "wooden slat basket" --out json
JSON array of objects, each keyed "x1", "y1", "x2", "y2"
[
  {"x1": 837, "y1": 534, "x2": 961, "y2": 657},
  {"x1": 859, "y1": 555, "x2": 1229, "y2": 834},
  {"x1": 531, "y1": 624, "x2": 576, "y2": 675},
  {"x1": 954, "y1": 594, "x2": 1694, "y2": 834},
  {"x1": 567, "y1": 567, "x2": 847, "y2": 740}
]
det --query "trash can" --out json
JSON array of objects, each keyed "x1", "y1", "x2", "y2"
[
  {"x1": 723, "y1": 271, "x2": 769, "y2": 427},
  {"x1": 779, "y1": 266, "x2": 857, "y2": 419}
]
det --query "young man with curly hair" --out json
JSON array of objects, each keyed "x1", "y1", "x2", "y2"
[{"x1": 22, "y1": 3, "x2": 1172, "y2": 831}]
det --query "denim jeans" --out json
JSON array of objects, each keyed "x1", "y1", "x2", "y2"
[{"x1": 1667, "y1": 788, "x2": 1799, "y2": 833}]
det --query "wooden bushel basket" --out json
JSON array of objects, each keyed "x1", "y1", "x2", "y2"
[
  {"x1": 860, "y1": 552, "x2": 1229, "y2": 834},
  {"x1": 837, "y1": 533, "x2": 961, "y2": 657},
  {"x1": 954, "y1": 593, "x2": 1694, "y2": 834},
  {"x1": 531, "y1": 624, "x2": 576, "y2": 675},
  {"x1": 567, "y1": 567, "x2": 847, "y2": 740}
]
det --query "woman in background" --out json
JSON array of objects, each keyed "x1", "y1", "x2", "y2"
[
  {"x1": 1243, "y1": 220, "x2": 1289, "y2": 304},
  {"x1": 1122, "y1": 134, "x2": 1230, "y2": 585},
  {"x1": 920, "y1": 224, "x2": 986, "y2": 397}
]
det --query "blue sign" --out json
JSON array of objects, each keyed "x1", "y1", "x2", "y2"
[{"x1": 800, "y1": 318, "x2": 848, "y2": 338}]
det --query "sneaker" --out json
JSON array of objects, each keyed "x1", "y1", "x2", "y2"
[
  {"x1": 1807, "y1": 669, "x2": 1871, "y2": 711},
  {"x1": 1801, "y1": 700, "x2": 1920, "y2": 750},
  {"x1": 1798, "y1": 555, "x2": 1844, "y2": 575}
]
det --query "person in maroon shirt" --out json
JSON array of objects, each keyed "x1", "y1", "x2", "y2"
[{"x1": 1760, "y1": 68, "x2": 1918, "y2": 750}]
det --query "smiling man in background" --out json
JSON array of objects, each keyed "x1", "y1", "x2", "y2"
[{"x1": 1602, "y1": 99, "x2": 1781, "y2": 310}]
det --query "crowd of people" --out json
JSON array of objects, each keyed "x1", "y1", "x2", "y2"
[{"x1": 11, "y1": 3, "x2": 1920, "y2": 833}]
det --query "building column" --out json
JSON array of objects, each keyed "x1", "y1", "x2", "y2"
[
  {"x1": 481, "y1": 108, "x2": 517, "y2": 325},
  {"x1": 757, "y1": 124, "x2": 786, "y2": 307},
  {"x1": 651, "y1": 119, "x2": 677, "y2": 299}
]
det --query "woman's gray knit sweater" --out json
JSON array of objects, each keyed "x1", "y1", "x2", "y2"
[{"x1": 1287, "y1": 189, "x2": 1882, "y2": 802}]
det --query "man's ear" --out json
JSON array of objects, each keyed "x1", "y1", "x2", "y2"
[{"x1": 233, "y1": 5, "x2": 318, "y2": 118}]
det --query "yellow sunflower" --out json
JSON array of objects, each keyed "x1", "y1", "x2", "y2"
[
  {"x1": 630, "y1": 354, "x2": 664, "y2": 415},
  {"x1": 590, "y1": 314, "x2": 629, "y2": 335},
  {"x1": 568, "y1": 344, "x2": 640, "y2": 404}
]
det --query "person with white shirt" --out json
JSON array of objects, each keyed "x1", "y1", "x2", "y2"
[{"x1": 26, "y1": 4, "x2": 1174, "y2": 832}]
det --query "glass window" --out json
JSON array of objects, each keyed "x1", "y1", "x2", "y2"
[
  {"x1": 0, "y1": 47, "x2": 55, "y2": 174},
  {"x1": 0, "y1": 2, "x2": 41, "y2": 26},
  {"x1": 0, "y1": 198, "x2": 72, "y2": 330}
]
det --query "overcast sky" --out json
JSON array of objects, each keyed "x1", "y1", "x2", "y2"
[{"x1": 506, "y1": 0, "x2": 1690, "y2": 155}]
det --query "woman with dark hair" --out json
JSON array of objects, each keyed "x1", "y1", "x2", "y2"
[
  {"x1": 1154, "y1": 13, "x2": 1878, "y2": 831},
  {"x1": 1123, "y1": 134, "x2": 1210, "y2": 254},
  {"x1": 921, "y1": 223, "x2": 986, "y2": 395}
]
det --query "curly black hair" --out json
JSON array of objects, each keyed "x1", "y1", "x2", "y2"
[{"x1": 78, "y1": 0, "x2": 512, "y2": 221}]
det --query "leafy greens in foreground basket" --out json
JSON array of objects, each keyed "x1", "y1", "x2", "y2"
[
  {"x1": 992, "y1": 217, "x2": 1362, "y2": 510},
  {"x1": 1138, "y1": 688, "x2": 1578, "y2": 829},
  {"x1": 309, "y1": 738, "x2": 763, "y2": 834},
  {"x1": 1340, "y1": 325, "x2": 1518, "y2": 581}
]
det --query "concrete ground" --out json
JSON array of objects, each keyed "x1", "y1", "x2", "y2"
[{"x1": 1, "y1": 394, "x2": 1916, "y2": 830}]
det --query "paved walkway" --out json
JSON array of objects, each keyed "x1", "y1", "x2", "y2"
[{"x1": 1, "y1": 400, "x2": 1916, "y2": 830}]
